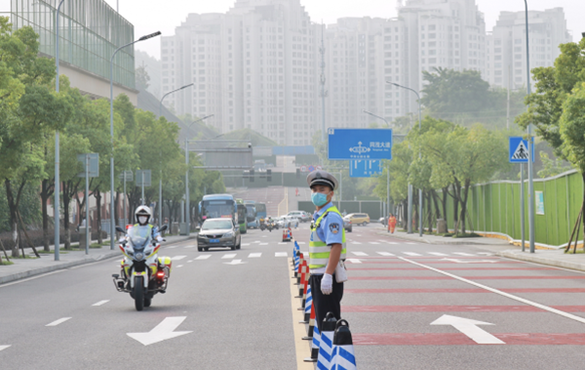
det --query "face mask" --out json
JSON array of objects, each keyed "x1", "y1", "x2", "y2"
[
  {"x1": 138, "y1": 216, "x2": 148, "y2": 224},
  {"x1": 311, "y1": 192, "x2": 329, "y2": 207}
]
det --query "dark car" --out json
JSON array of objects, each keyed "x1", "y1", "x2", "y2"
[
  {"x1": 197, "y1": 218, "x2": 241, "y2": 251},
  {"x1": 343, "y1": 216, "x2": 353, "y2": 233}
]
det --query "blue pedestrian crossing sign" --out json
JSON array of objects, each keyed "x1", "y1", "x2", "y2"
[
  {"x1": 509, "y1": 137, "x2": 534, "y2": 163},
  {"x1": 350, "y1": 160, "x2": 383, "y2": 178}
]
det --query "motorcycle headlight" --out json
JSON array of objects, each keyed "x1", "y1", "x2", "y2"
[{"x1": 135, "y1": 252, "x2": 144, "y2": 260}]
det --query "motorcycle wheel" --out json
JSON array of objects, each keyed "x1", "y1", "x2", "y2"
[
  {"x1": 144, "y1": 297, "x2": 152, "y2": 307},
  {"x1": 134, "y1": 276, "x2": 145, "y2": 311}
]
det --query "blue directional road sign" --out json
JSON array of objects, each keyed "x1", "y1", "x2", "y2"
[
  {"x1": 350, "y1": 160, "x2": 382, "y2": 178},
  {"x1": 509, "y1": 136, "x2": 534, "y2": 163},
  {"x1": 328, "y1": 128, "x2": 392, "y2": 160}
]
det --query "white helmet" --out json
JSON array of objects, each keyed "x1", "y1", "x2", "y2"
[{"x1": 135, "y1": 205, "x2": 152, "y2": 225}]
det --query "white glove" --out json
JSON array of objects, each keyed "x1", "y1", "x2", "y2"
[
  {"x1": 156, "y1": 236, "x2": 163, "y2": 242},
  {"x1": 321, "y1": 273, "x2": 333, "y2": 295}
]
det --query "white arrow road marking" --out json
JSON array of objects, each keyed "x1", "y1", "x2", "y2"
[
  {"x1": 442, "y1": 258, "x2": 499, "y2": 264},
  {"x1": 403, "y1": 252, "x2": 421, "y2": 256},
  {"x1": 377, "y1": 252, "x2": 395, "y2": 256},
  {"x1": 195, "y1": 255, "x2": 211, "y2": 260},
  {"x1": 0, "y1": 345, "x2": 10, "y2": 352},
  {"x1": 248, "y1": 253, "x2": 262, "y2": 258},
  {"x1": 46, "y1": 317, "x2": 71, "y2": 327},
  {"x1": 127, "y1": 316, "x2": 192, "y2": 346},
  {"x1": 172, "y1": 255, "x2": 187, "y2": 261},
  {"x1": 428, "y1": 252, "x2": 448, "y2": 256},
  {"x1": 92, "y1": 300, "x2": 110, "y2": 307},
  {"x1": 352, "y1": 251, "x2": 368, "y2": 256},
  {"x1": 275, "y1": 252, "x2": 288, "y2": 257},
  {"x1": 453, "y1": 252, "x2": 474, "y2": 256},
  {"x1": 222, "y1": 254, "x2": 237, "y2": 259},
  {"x1": 346, "y1": 258, "x2": 362, "y2": 264},
  {"x1": 431, "y1": 315, "x2": 505, "y2": 344},
  {"x1": 224, "y1": 259, "x2": 246, "y2": 265}
]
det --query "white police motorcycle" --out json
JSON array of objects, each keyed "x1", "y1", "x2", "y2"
[{"x1": 112, "y1": 224, "x2": 172, "y2": 311}]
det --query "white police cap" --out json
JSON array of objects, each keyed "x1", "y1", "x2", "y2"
[{"x1": 306, "y1": 170, "x2": 338, "y2": 190}]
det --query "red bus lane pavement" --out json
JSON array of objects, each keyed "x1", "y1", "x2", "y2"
[{"x1": 293, "y1": 225, "x2": 585, "y2": 369}]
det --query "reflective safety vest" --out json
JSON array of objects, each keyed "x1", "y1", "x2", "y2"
[{"x1": 309, "y1": 205, "x2": 347, "y2": 269}]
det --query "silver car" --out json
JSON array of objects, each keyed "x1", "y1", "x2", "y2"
[{"x1": 197, "y1": 218, "x2": 241, "y2": 251}]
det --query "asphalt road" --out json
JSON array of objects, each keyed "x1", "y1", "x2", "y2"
[{"x1": 3, "y1": 222, "x2": 585, "y2": 369}]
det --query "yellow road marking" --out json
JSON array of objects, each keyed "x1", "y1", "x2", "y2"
[{"x1": 289, "y1": 258, "x2": 314, "y2": 370}]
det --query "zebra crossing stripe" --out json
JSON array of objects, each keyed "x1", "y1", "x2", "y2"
[
  {"x1": 351, "y1": 251, "x2": 368, "y2": 256},
  {"x1": 195, "y1": 255, "x2": 211, "y2": 260},
  {"x1": 222, "y1": 254, "x2": 237, "y2": 259},
  {"x1": 248, "y1": 253, "x2": 262, "y2": 258},
  {"x1": 172, "y1": 255, "x2": 187, "y2": 261}
]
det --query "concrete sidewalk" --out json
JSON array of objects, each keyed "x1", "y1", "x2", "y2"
[
  {"x1": 376, "y1": 227, "x2": 585, "y2": 273},
  {"x1": 0, "y1": 233, "x2": 195, "y2": 285}
]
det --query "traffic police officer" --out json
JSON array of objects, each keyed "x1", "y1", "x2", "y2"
[{"x1": 307, "y1": 170, "x2": 347, "y2": 330}]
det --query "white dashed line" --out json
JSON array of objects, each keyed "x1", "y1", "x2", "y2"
[
  {"x1": 46, "y1": 317, "x2": 71, "y2": 327},
  {"x1": 377, "y1": 252, "x2": 395, "y2": 256},
  {"x1": 242, "y1": 243, "x2": 250, "y2": 246},
  {"x1": 195, "y1": 255, "x2": 211, "y2": 260},
  {"x1": 346, "y1": 258, "x2": 362, "y2": 264},
  {"x1": 453, "y1": 252, "x2": 474, "y2": 256},
  {"x1": 275, "y1": 252, "x2": 288, "y2": 257},
  {"x1": 172, "y1": 255, "x2": 187, "y2": 261},
  {"x1": 249, "y1": 253, "x2": 262, "y2": 258},
  {"x1": 92, "y1": 300, "x2": 109, "y2": 307},
  {"x1": 167, "y1": 246, "x2": 178, "y2": 249},
  {"x1": 351, "y1": 251, "x2": 368, "y2": 256},
  {"x1": 369, "y1": 242, "x2": 380, "y2": 245},
  {"x1": 177, "y1": 265, "x2": 184, "y2": 268},
  {"x1": 297, "y1": 242, "x2": 306, "y2": 245},
  {"x1": 352, "y1": 242, "x2": 362, "y2": 245},
  {"x1": 0, "y1": 345, "x2": 11, "y2": 352},
  {"x1": 428, "y1": 252, "x2": 448, "y2": 256},
  {"x1": 222, "y1": 253, "x2": 237, "y2": 259},
  {"x1": 184, "y1": 245, "x2": 197, "y2": 249},
  {"x1": 406, "y1": 243, "x2": 418, "y2": 245},
  {"x1": 259, "y1": 243, "x2": 268, "y2": 246},
  {"x1": 403, "y1": 252, "x2": 422, "y2": 256}
]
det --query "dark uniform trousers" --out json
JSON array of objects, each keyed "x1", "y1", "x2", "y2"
[{"x1": 309, "y1": 273, "x2": 344, "y2": 331}]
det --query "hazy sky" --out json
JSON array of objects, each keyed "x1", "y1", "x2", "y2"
[{"x1": 104, "y1": 0, "x2": 584, "y2": 60}]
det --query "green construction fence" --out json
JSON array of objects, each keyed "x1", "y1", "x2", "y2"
[{"x1": 438, "y1": 170, "x2": 583, "y2": 248}]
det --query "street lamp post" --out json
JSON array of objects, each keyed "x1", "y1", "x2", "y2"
[
  {"x1": 524, "y1": 0, "x2": 535, "y2": 253},
  {"x1": 184, "y1": 114, "x2": 213, "y2": 233},
  {"x1": 158, "y1": 83, "x2": 194, "y2": 229},
  {"x1": 387, "y1": 82, "x2": 423, "y2": 237},
  {"x1": 363, "y1": 110, "x2": 391, "y2": 220},
  {"x1": 53, "y1": 0, "x2": 65, "y2": 261},
  {"x1": 110, "y1": 31, "x2": 161, "y2": 250}
]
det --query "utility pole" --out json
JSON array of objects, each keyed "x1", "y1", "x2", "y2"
[{"x1": 319, "y1": 23, "x2": 327, "y2": 143}]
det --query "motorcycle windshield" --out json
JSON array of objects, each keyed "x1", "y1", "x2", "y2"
[{"x1": 127, "y1": 226, "x2": 152, "y2": 250}]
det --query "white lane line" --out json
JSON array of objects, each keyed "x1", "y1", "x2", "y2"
[
  {"x1": 275, "y1": 252, "x2": 288, "y2": 257},
  {"x1": 184, "y1": 245, "x2": 197, "y2": 249},
  {"x1": 92, "y1": 300, "x2": 110, "y2": 307},
  {"x1": 195, "y1": 255, "x2": 211, "y2": 260},
  {"x1": 278, "y1": 242, "x2": 287, "y2": 245},
  {"x1": 222, "y1": 253, "x2": 237, "y2": 259},
  {"x1": 351, "y1": 251, "x2": 368, "y2": 256},
  {"x1": 177, "y1": 265, "x2": 184, "y2": 268},
  {"x1": 369, "y1": 242, "x2": 380, "y2": 245},
  {"x1": 187, "y1": 260, "x2": 193, "y2": 263},
  {"x1": 249, "y1": 253, "x2": 262, "y2": 258},
  {"x1": 46, "y1": 317, "x2": 71, "y2": 327},
  {"x1": 167, "y1": 246, "x2": 178, "y2": 249},
  {"x1": 352, "y1": 242, "x2": 362, "y2": 245},
  {"x1": 402, "y1": 252, "x2": 421, "y2": 256},
  {"x1": 259, "y1": 243, "x2": 269, "y2": 246},
  {"x1": 346, "y1": 258, "x2": 362, "y2": 264},
  {"x1": 172, "y1": 255, "x2": 187, "y2": 261},
  {"x1": 355, "y1": 234, "x2": 362, "y2": 237},
  {"x1": 297, "y1": 242, "x2": 306, "y2": 245},
  {"x1": 387, "y1": 242, "x2": 399, "y2": 245},
  {"x1": 0, "y1": 345, "x2": 10, "y2": 352},
  {"x1": 377, "y1": 252, "x2": 395, "y2": 256},
  {"x1": 406, "y1": 243, "x2": 418, "y2": 245},
  {"x1": 428, "y1": 252, "x2": 448, "y2": 256},
  {"x1": 453, "y1": 252, "x2": 474, "y2": 256},
  {"x1": 242, "y1": 243, "x2": 250, "y2": 246},
  {"x1": 399, "y1": 257, "x2": 585, "y2": 325}
]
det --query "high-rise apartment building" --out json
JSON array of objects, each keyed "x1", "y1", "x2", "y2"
[{"x1": 486, "y1": 8, "x2": 571, "y2": 89}]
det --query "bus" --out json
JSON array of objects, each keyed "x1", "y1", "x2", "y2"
[
  {"x1": 244, "y1": 200, "x2": 266, "y2": 227},
  {"x1": 244, "y1": 203, "x2": 258, "y2": 229},
  {"x1": 236, "y1": 199, "x2": 248, "y2": 234},
  {"x1": 199, "y1": 194, "x2": 237, "y2": 226}
]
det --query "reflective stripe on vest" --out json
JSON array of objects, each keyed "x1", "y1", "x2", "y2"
[{"x1": 309, "y1": 205, "x2": 346, "y2": 269}]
